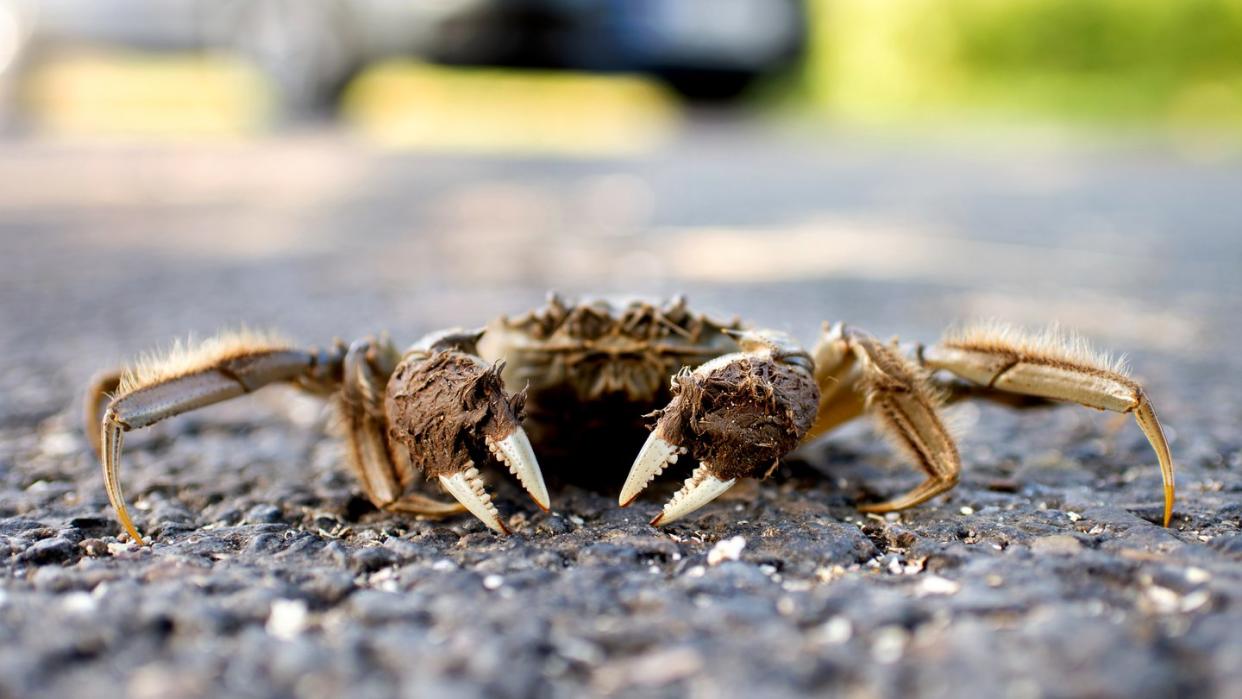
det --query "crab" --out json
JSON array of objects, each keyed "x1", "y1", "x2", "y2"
[{"x1": 86, "y1": 295, "x2": 1176, "y2": 544}]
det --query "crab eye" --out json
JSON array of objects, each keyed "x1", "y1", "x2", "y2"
[{"x1": 620, "y1": 345, "x2": 819, "y2": 525}]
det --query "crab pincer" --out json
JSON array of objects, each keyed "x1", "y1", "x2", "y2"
[
  {"x1": 385, "y1": 349, "x2": 550, "y2": 534},
  {"x1": 619, "y1": 331, "x2": 820, "y2": 525}
]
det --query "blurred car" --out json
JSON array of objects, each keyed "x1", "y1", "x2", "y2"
[
  {"x1": 423, "y1": 0, "x2": 807, "y2": 101},
  {"x1": 0, "y1": 0, "x2": 805, "y2": 119}
]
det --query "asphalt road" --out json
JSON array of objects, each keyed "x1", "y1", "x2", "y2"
[{"x1": 1, "y1": 126, "x2": 1240, "y2": 698}]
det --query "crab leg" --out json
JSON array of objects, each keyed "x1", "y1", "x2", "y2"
[
  {"x1": 99, "y1": 339, "x2": 338, "y2": 544},
  {"x1": 84, "y1": 369, "x2": 123, "y2": 458},
  {"x1": 921, "y1": 325, "x2": 1175, "y2": 526},
  {"x1": 838, "y1": 326, "x2": 962, "y2": 514}
]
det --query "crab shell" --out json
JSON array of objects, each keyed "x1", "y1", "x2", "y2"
[{"x1": 474, "y1": 295, "x2": 744, "y2": 484}]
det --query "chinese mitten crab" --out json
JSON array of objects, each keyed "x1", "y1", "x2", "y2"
[{"x1": 86, "y1": 296, "x2": 1175, "y2": 544}]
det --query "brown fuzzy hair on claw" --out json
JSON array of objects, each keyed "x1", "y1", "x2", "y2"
[
  {"x1": 653, "y1": 356, "x2": 819, "y2": 482},
  {"x1": 384, "y1": 351, "x2": 527, "y2": 479}
]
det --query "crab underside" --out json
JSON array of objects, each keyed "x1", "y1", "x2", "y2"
[{"x1": 86, "y1": 295, "x2": 1176, "y2": 543}]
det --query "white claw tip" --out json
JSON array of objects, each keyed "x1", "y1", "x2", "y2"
[
  {"x1": 487, "y1": 429, "x2": 551, "y2": 512},
  {"x1": 439, "y1": 472, "x2": 510, "y2": 535},
  {"x1": 652, "y1": 465, "x2": 736, "y2": 526},
  {"x1": 620, "y1": 432, "x2": 681, "y2": 507}
]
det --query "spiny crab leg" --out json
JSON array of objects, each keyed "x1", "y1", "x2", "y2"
[
  {"x1": 619, "y1": 431, "x2": 685, "y2": 507},
  {"x1": 487, "y1": 429, "x2": 551, "y2": 512},
  {"x1": 439, "y1": 467, "x2": 510, "y2": 535},
  {"x1": 649, "y1": 464, "x2": 737, "y2": 526}
]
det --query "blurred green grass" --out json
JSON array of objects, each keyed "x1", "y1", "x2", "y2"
[{"x1": 799, "y1": 0, "x2": 1242, "y2": 130}]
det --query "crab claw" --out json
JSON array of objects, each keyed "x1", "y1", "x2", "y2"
[
  {"x1": 386, "y1": 347, "x2": 552, "y2": 534},
  {"x1": 619, "y1": 430, "x2": 684, "y2": 507},
  {"x1": 487, "y1": 429, "x2": 550, "y2": 512},
  {"x1": 650, "y1": 464, "x2": 737, "y2": 526},
  {"x1": 439, "y1": 467, "x2": 510, "y2": 535},
  {"x1": 621, "y1": 330, "x2": 820, "y2": 526}
]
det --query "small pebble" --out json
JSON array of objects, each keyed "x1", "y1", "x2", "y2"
[
  {"x1": 707, "y1": 536, "x2": 746, "y2": 566},
  {"x1": 19, "y1": 537, "x2": 77, "y2": 565},
  {"x1": 919, "y1": 575, "x2": 961, "y2": 596},
  {"x1": 79, "y1": 539, "x2": 109, "y2": 557},
  {"x1": 871, "y1": 627, "x2": 908, "y2": 663},
  {"x1": 61, "y1": 591, "x2": 97, "y2": 615},
  {"x1": 1185, "y1": 567, "x2": 1211, "y2": 584},
  {"x1": 266, "y1": 599, "x2": 308, "y2": 640},
  {"x1": 107, "y1": 542, "x2": 134, "y2": 556},
  {"x1": 1031, "y1": 535, "x2": 1083, "y2": 555},
  {"x1": 245, "y1": 504, "x2": 283, "y2": 524},
  {"x1": 821, "y1": 616, "x2": 852, "y2": 644}
]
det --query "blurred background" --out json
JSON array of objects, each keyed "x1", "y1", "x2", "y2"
[{"x1": 0, "y1": 0, "x2": 1239, "y2": 424}]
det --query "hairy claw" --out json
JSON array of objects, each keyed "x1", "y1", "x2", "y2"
[
  {"x1": 386, "y1": 349, "x2": 551, "y2": 532},
  {"x1": 621, "y1": 333, "x2": 819, "y2": 525}
]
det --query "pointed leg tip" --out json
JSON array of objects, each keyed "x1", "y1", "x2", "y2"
[
  {"x1": 649, "y1": 512, "x2": 665, "y2": 526},
  {"x1": 619, "y1": 494, "x2": 638, "y2": 508},
  {"x1": 118, "y1": 516, "x2": 147, "y2": 546}
]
